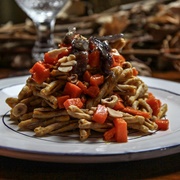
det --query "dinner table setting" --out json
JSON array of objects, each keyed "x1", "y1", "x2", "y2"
[{"x1": 0, "y1": 0, "x2": 180, "y2": 179}]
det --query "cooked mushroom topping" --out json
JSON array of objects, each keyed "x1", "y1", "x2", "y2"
[
  {"x1": 63, "y1": 27, "x2": 77, "y2": 44},
  {"x1": 72, "y1": 37, "x2": 89, "y2": 51},
  {"x1": 97, "y1": 33, "x2": 124, "y2": 42},
  {"x1": 89, "y1": 37, "x2": 113, "y2": 74},
  {"x1": 72, "y1": 51, "x2": 88, "y2": 77}
]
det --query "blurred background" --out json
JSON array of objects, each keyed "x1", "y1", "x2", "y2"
[{"x1": 0, "y1": 0, "x2": 179, "y2": 81}]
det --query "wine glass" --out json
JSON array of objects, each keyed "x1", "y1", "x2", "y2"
[{"x1": 15, "y1": 0, "x2": 68, "y2": 61}]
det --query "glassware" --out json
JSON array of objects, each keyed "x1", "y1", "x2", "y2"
[{"x1": 15, "y1": 0, "x2": 68, "y2": 61}]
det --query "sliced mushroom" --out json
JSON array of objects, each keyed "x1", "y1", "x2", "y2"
[
  {"x1": 58, "y1": 56, "x2": 68, "y2": 63},
  {"x1": 157, "y1": 103, "x2": 168, "y2": 119},
  {"x1": 67, "y1": 74, "x2": 78, "y2": 84},
  {"x1": 67, "y1": 54, "x2": 76, "y2": 61},
  {"x1": 58, "y1": 66, "x2": 73, "y2": 72},
  {"x1": 101, "y1": 95, "x2": 118, "y2": 108},
  {"x1": 60, "y1": 60, "x2": 77, "y2": 66},
  {"x1": 47, "y1": 48, "x2": 67, "y2": 58},
  {"x1": 107, "y1": 107, "x2": 123, "y2": 118}
]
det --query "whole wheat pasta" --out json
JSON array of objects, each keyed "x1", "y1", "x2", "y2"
[
  {"x1": 78, "y1": 119, "x2": 113, "y2": 130},
  {"x1": 157, "y1": 104, "x2": 168, "y2": 119},
  {"x1": 33, "y1": 108, "x2": 68, "y2": 119},
  {"x1": 6, "y1": 97, "x2": 19, "y2": 108},
  {"x1": 40, "y1": 80, "x2": 65, "y2": 96},
  {"x1": 34, "y1": 121, "x2": 72, "y2": 136},
  {"x1": 79, "y1": 129, "x2": 91, "y2": 141},
  {"x1": 67, "y1": 105, "x2": 91, "y2": 120},
  {"x1": 18, "y1": 85, "x2": 33, "y2": 100},
  {"x1": 50, "y1": 122, "x2": 79, "y2": 134}
]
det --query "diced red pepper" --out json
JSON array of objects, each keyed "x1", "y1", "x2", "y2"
[
  {"x1": 113, "y1": 118, "x2": 128, "y2": 143},
  {"x1": 57, "y1": 95, "x2": 70, "y2": 109},
  {"x1": 146, "y1": 93, "x2": 161, "y2": 116},
  {"x1": 44, "y1": 48, "x2": 71, "y2": 65},
  {"x1": 88, "y1": 50, "x2": 100, "y2": 68},
  {"x1": 92, "y1": 104, "x2": 108, "y2": 124},
  {"x1": 111, "y1": 49, "x2": 125, "y2": 67},
  {"x1": 113, "y1": 100, "x2": 125, "y2": 110},
  {"x1": 63, "y1": 82, "x2": 82, "y2": 98},
  {"x1": 83, "y1": 70, "x2": 91, "y2": 82},
  {"x1": 90, "y1": 74, "x2": 104, "y2": 86},
  {"x1": 44, "y1": 52, "x2": 58, "y2": 65},
  {"x1": 89, "y1": 41, "x2": 96, "y2": 50},
  {"x1": 122, "y1": 107, "x2": 151, "y2": 119},
  {"x1": 155, "y1": 119, "x2": 169, "y2": 130},
  {"x1": 132, "y1": 67, "x2": 138, "y2": 76},
  {"x1": 29, "y1": 62, "x2": 50, "y2": 84},
  {"x1": 104, "y1": 127, "x2": 116, "y2": 142},
  {"x1": 63, "y1": 98, "x2": 83, "y2": 109},
  {"x1": 57, "y1": 47, "x2": 71, "y2": 59},
  {"x1": 76, "y1": 81, "x2": 88, "y2": 94},
  {"x1": 86, "y1": 86, "x2": 100, "y2": 98}
]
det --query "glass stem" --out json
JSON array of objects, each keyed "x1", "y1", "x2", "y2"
[{"x1": 32, "y1": 19, "x2": 56, "y2": 61}]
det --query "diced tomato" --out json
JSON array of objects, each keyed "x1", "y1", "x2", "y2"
[
  {"x1": 29, "y1": 62, "x2": 50, "y2": 84},
  {"x1": 57, "y1": 95, "x2": 70, "y2": 109},
  {"x1": 113, "y1": 118, "x2": 128, "y2": 143},
  {"x1": 92, "y1": 104, "x2": 108, "y2": 124},
  {"x1": 86, "y1": 86, "x2": 100, "y2": 98},
  {"x1": 90, "y1": 74, "x2": 104, "y2": 86},
  {"x1": 111, "y1": 49, "x2": 125, "y2": 67},
  {"x1": 83, "y1": 70, "x2": 91, "y2": 82},
  {"x1": 104, "y1": 127, "x2": 116, "y2": 142},
  {"x1": 63, "y1": 82, "x2": 82, "y2": 98},
  {"x1": 155, "y1": 119, "x2": 169, "y2": 130},
  {"x1": 88, "y1": 50, "x2": 100, "y2": 67},
  {"x1": 63, "y1": 98, "x2": 83, "y2": 109}
]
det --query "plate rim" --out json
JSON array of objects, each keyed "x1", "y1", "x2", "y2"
[{"x1": 0, "y1": 75, "x2": 180, "y2": 163}]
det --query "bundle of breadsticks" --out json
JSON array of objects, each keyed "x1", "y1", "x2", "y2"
[{"x1": 6, "y1": 29, "x2": 168, "y2": 142}]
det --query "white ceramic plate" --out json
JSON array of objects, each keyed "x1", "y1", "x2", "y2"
[{"x1": 0, "y1": 76, "x2": 180, "y2": 163}]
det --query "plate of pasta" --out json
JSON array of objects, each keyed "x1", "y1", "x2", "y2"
[{"x1": 0, "y1": 30, "x2": 180, "y2": 163}]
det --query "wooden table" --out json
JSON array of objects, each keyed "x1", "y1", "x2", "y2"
[
  {"x1": 0, "y1": 153, "x2": 180, "y2": 179},
  {"x1": 0, "y1": 68, "x2": 180, "y2": 179}
]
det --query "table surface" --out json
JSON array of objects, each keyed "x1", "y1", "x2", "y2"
[
  {"x1": 0, "y1": 153, "x2": 180, "y2": 179},
  {"x1": 0, "y1": 68, "x2": 180, "y2": 179}
]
